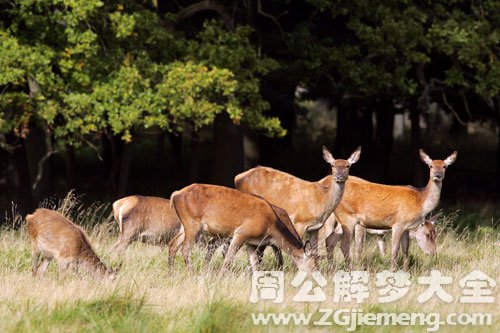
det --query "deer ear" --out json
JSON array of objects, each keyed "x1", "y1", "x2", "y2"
[
  {"x1": 348, "y1": 146, "x2": 362, "y2": 164},
  {"x1": 322, "y1": 146, "x2": 335, "y2": 164},
  {"x1": 304, "y1": 241, "x2": 312, "y2": 257},
  {"x1": 419, "y1": 149, "x2": 433, "y2": 167},
  {"x1": 444, "y1": 151, "x2": 457, "y2": 166}
]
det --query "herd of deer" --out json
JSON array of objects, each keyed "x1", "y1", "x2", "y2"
[{"x1": 26, "y1": 147, "x2": 457, "y2": 279}]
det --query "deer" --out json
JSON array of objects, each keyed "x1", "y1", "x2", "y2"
[
  {"x1": 112, "y1": 196, "x2": 181, "y2": 252},
  {"x1": 234, "y1": 146, "x2": 361, "y2": 267},
  {"x1": 320, "y1": 213, "x2": 437, "y2": 270},
  {"x1": 26, "y1": 208, "x2": 118, "y2": 279},
  {"x1": 168, "y1": 184, "x2": 315, "y2": 274},
  {"x1": 331, "y1": 149, "x2": 457, "y2": 271},
  {"x1": 112, "y1": 195, "x2": 228, "y2": 264}
]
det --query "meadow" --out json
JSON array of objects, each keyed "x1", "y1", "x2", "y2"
[{"x1": 0, "y1": 193, "x2": 498, "y2": 333}]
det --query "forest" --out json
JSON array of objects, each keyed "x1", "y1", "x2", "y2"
[{"x1": 0, "y1": 0, "x2": 499, "y2": 221}]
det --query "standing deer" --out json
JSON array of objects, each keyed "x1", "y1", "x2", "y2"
[
  {"x1": 27, "y1": 208, "x2": 118, "y2": 279},
  {"x1": 168, "y1": 184, "x2": 315, "y2": 274},
  {"x1": 112, "y1": 195, "x2": 227, "y2": 264},
  {"x1": 331, "y1": 149, "x2": 456, "y2": 271},
  {"x1": 234, "y1": 146, "x2": 361, "y2": 266}
]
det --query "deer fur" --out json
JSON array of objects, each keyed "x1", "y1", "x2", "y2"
[
  {"x1": 234, "y1": 146, "x2": 361, "y2": 266},
  {"x1": 331, "y1": 149, "x2": 457, "y2": 270},
  {"x1": 168, "y1": 184, "x2": 314, "y2": 274},
  {"x1": 26, "y1": 208, "x2": 117, "y2": 279}
]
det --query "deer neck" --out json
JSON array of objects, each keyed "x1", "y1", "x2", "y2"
[
  {"x1": 322, "y1": 175, "x2": 345, "y2": 214},
  {"x1": 421, "y1": 179, "x2": 442, "y2": 216}
]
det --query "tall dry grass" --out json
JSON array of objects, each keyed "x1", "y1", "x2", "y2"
[{"x1": 0, "y1": 193, "x2": 498, "y2": 332}]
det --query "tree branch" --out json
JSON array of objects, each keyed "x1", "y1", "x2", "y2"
[{"x1": 173, "y1": 0, "x2": 235, "y2": 31}]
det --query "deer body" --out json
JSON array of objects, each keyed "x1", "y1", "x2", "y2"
[
  {"x1": 26, "y1": 208, "x2": 116, "y2": 279},
  {"x1": 234, "y1": 146, "x2": 361, "y2": 267},
  {"x1": 332, "y1": 150, "x2": 456, "y2": 270},
  {"x1": 169, "y1": 184, "x2": 314, "y2": 274},
  {"x1": 112, "y1": 196, "x2": 181, "y2": 252}
]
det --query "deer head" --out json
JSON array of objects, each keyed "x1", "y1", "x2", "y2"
[
  {"x1": 419, "y1": 149, "x2": 458, "y2": 183},
  {"x1": 411, "y1": 215, "x2": 438, "y2": 256},
  {"x1": 322, "y1": 146, "x2": 362, "y2": 183}
]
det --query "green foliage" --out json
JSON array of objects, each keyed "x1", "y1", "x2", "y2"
[
  {"x1": 0, "y1": 0, "x2": 285, "y2": 148},
  {"x1": 299, "y1": 0, "x2": 499, "y2": 106}
]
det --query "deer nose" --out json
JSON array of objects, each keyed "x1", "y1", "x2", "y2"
[{"x1": 335, "y1": 175, "x2": 346, "y2": 182}]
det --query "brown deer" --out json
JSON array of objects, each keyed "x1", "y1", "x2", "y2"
[
  {"x1": 26, "y1": 208, "x2": 118, "y2": 279},
  {"x1": 332, "y1": 149, "x2": 456, "y2": 271},
  {"x1": 234, "y1": 146, "x2": 361, "y2": 265},
  {"x1": 168, "y1": 184, "x2": 314, "y2": 274},
  {"x1": 112, "y1": 196, "x2": 181, "y2": 252},
  {"x1": 321, "y1": 213, "x2": 437, "y2": 270},
  {"x1": 112, "y1": 195, "x2": 228, "y2": 264}
]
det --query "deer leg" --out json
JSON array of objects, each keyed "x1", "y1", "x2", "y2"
[
  {"x1": 246, "y1": 244, "x2": 260, "y2": 272},
  {"x1": 181, "y1": 228, "x2": 200, "y2": 273},
  {"x1": 340, "y1": 222, "x2": 355, "y2": 271},
  {"x1": 391, "y1": 225, "x2": 405, "y2": 271},
  {"x1": 377, "y1": 235, "x2": 386, "y2": 256},
  {"x1": 37, "y1": 258, "x2": 52, "y2": 278},
  {"x1": 220, "y1": 234, "x2": 245, "y2": 276},
  {"x1": 271, "y1": 245, "x2": 284, "y2": 270},
  {"x1": 31, "y1": 251, "x2": 41, "y2": 277},
  {"x1": 167, "y1": 230, "x2": 185, "y2": 271},
  {"x1": 325, "y1": 224, "x2": 342, "y2": 273},
  {"x1": 309, "y1": 230, "x2": 320, "y2": 268},
  {"x1": 58, "y1": 259, "x2": 71, "y2": 278},
  {"x1": 204, "y1": 237, "x2": 219, "y2": 266},
  {"x1": 112, "y1": 225, "x2": 138, "y2": 253},
  {"x1": 354, "y1": 224, "x2": 366, "y2": 261},
  {"x1": 255, "y1": 245, "x2": 265, "y2": 266},
  {"x1": 401, "y1": 230, "x2": 410, "y2": 271}
]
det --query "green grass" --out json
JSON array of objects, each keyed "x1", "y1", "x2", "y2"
[{"x1": 0, "y1": 198, "x2": 498, "y2": 333}]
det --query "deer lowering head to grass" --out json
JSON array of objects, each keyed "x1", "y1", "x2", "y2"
[
  {"x1": 321, "y1": 213, "x2": 437, "y2": 269},
  {"x1": 27, "y1": 208, "x2": 118, "y2": 279},
  {"x1": 332, "y1": 149, "x2": 457, "y2": 271},
  {"x1": 234, "y1": 146, "x2": 361, "y2": 266},
  {"x1": 168, "y1": 184, "x2": 315, "y2": 274}
]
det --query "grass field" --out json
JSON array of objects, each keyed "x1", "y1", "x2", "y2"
[{"x1": 0, "y1": 196, "x2": 498, "y2": 333}]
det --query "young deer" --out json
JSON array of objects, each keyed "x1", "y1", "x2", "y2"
[
  {"x1": 27, "y1": 208, "x2": 118, "y2": 279},
  {"x1": 168, "y1": 184, "x2": 315, "y2": 274},
  {"x1": 234, "y1": 146, "x2": 361, "y2": 266},
  {"x1": 332, "y1": 149, "x2": 456, "y2": 271}
]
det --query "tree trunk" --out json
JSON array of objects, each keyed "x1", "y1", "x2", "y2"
[
  {"x1": 4, "y1": 135, "x2": 34, "y2": 217},
  {"x1": 117, "y1": 141, "x2": 133, "y2": 198},
  {"x1": 410, "y1": 106, "x2": 424, "y2": 186},
  {"x1": 65, "y1": 145, "x2": 76, "y2": 190},
  {"x1": 168, "y1": 132, "x2": 185, "y2": 182},
  {"x1": 496, "y1": 97, "x2": 500, "y2": 196},
  {"x1": 24, "y1": 123, "x2": 52, "y2": 205},
  {"x1": 211, "y1": 113, "x2": 244, "y2": 187},
  {"x1": 372, "y1": 106, "x2": 395, "y2": 183}
]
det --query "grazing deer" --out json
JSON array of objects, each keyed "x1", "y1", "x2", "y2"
[
  {"x1": 234, "y1": 146, "x2": 361, "y2": 266},
  {"x1": 112, "y1": 196, "x2": 182, "y2": 252},
  {"x1": 332, "y1": 149, "x2": 456, "y2": 271},
  {"x1": 168, "y1": 184, "x2": 314, "y2": 274},
  {"x1": 26, "y1": 208, "x2": 118, "y2": 279},
  {"x1": 321, "y1": 213, "x2": 437, "y2": 270},
  {"x1": 112, "y1": 195, "x2": 227, "y2": 264}
]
